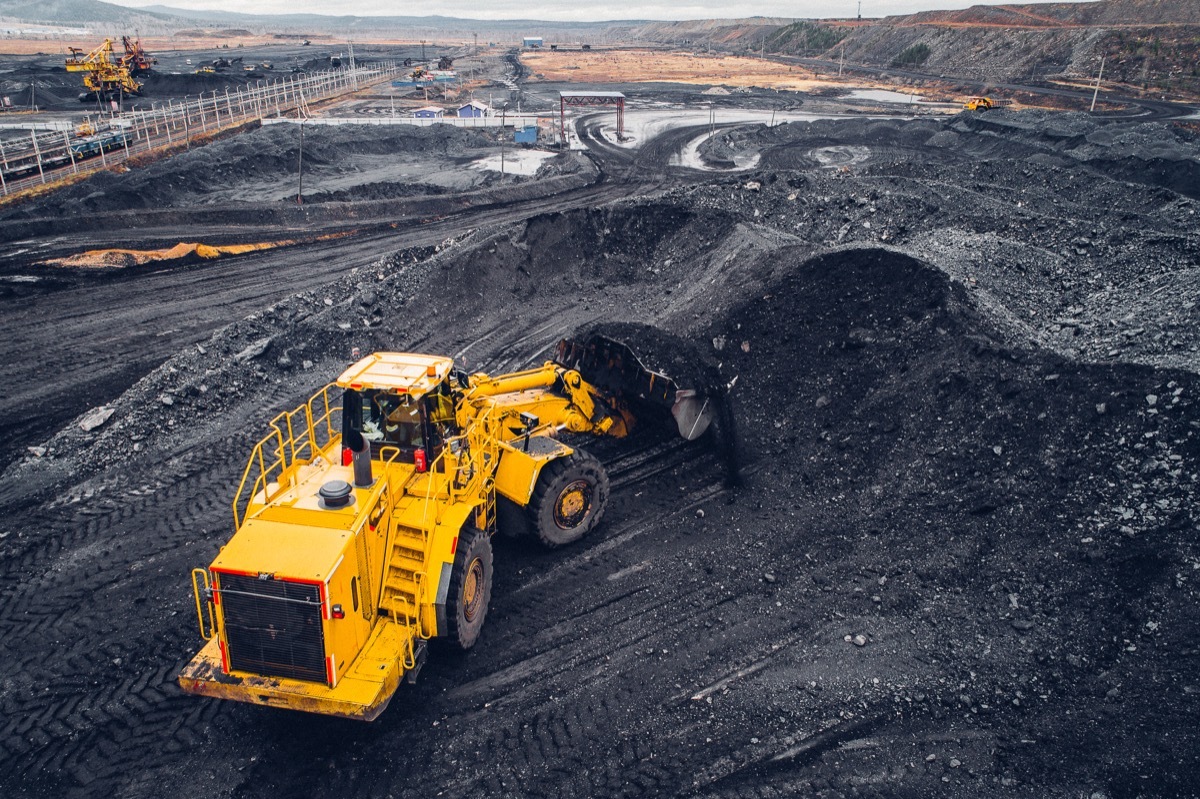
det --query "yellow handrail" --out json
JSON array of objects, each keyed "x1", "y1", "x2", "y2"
[
  {"x1": 232, "y1": 383, "x2": 342, "y2": 529},
  {"x1": 412, "y1": 571, "x2": 432, "y2": 638},
  {"x1": 374, "y1": 445, "x2": 404, "y2": 615},
  {"x1": 400, "y1": 627, "x2": 417, "y2": 670},
  {"x1": 190, "y1": 568, "x2": 216, "y2": 640}
]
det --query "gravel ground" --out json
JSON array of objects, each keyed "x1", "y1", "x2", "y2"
[{"x1": 0, "y1": 106, "x2": 1197, "y2": 798}]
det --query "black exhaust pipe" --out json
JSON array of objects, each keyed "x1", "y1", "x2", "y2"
[{"x1": 344, "y1": 429, "x2": 374, "y2": 488}]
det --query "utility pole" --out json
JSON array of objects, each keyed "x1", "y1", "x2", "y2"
[
  {"x1": 182, "y1": 97, "x2": 190, "y2": 149},
  {"x1": 473, "y1": 32, "x2": 478, "y2": 56},
  {"x1": 421, "y1": 39, "x2": 426, "y2": 61},
  {"x1": 29, "y1": 130, "x2": 45, "y2": 184},
  {"x1": 296, "y1": 120, "x2": 304, "y2": 205},
  {"x1": 1090, "y1": 55, "x2": 1105, "y2": 112},
  {"x1": 839, "y1": 42, "x2": 845, "y2": 76}
]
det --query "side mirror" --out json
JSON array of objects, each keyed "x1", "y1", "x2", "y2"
[
  {"x1": 519, "y1": 412, "x2": 539, "y2": 452},
  {"x1": 343, "y1": 390, "x2": 363, "y2": 433}
]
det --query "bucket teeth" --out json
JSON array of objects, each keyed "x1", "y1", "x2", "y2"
[
  {"x1": 555, "y1": 326, "x2": 716, "y2": 440},
  {"x1": 556, "y1": 333, "x2": 678, "y2": 407}
]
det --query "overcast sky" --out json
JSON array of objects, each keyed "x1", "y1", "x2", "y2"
[{"x1": 110, "y1": 0, "x2": 1093, "y2": 23}]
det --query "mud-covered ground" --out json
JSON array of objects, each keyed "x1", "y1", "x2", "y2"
[{"x1": 0, "y1": 100, "x2": 1198, "y2": 799}]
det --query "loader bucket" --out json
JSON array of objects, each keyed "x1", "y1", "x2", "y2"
[{"x1": 555, "y1": 326, "x2": 717, "y2": 441}]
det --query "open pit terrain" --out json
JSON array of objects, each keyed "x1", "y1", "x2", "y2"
[{"x1": 0, "y1": 46, "x2": 1198, "y2": 799}]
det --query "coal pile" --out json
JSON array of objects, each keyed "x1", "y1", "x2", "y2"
[
  {"x1": 714, "y1": 111, "x2": 1200, "y2": 199},
  {"x1": 0, "y1": 108, "x2": 1197, "y2": 799},
  {"x1": 702, "y1": 244, "x2": 1199, "y2": 796},
  {"x1": 0, "y1": 123, "x2": 501, "y2": 219}
]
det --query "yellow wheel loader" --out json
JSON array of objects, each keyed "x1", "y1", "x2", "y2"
[{"x1": 179, "y1": 331, "x2": 720, "y2": 720}]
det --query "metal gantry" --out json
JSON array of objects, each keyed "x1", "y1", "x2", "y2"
[{"x1": 559, "y1": 91, "x2": 626, "y2": 146}]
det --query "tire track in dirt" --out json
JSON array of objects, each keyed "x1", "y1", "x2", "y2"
[{"x1": 0, "y1": 434, "x2": 252, "y2": 796}]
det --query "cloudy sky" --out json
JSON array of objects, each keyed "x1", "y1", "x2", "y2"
[{"x1": 111, "y1": 0, "x2": 1092, "y2": 23}]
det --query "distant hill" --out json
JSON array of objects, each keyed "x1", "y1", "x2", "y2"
[
  {"x1": 1, "y1": 1, "x2": 653, "y2": 39},
  {"x1": 0, "y1": 0, "x2": 1194, "y2": 97},
  {"x1": 638, "y1": 0, "x2": 1199, "y2": 98},
  {"x1": 895, "y1": 0, "x2": 1200, "y2": 27},
  {"x1": 0, "y1": 0, "x2": 650, "y2": 39},
  {"x1": 0, "y1": 0, "x2": 177, "y2": 24}
]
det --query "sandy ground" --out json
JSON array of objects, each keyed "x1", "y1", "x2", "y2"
[{"x1": 524, "y1": 48, "x2": 881, "y2": 93}]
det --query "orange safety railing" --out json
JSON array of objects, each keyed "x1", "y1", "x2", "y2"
[{"x1": 232, "y1": 384, "x2": 342, "y2": 529}]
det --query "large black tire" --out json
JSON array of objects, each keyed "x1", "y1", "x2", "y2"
[
  {"x1": 528, "y1": 450, "x2": 610, "y2": 548},
  {"x1": 445, "y1": 525, "x2": 493, "y2": 650}
]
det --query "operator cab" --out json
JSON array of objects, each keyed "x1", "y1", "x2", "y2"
[
  {"x1": 337, "y1": 352, "x2": 464, "y2": 465},
  {"x1": 343, "y1": 386, "x2": 460, "y2": 461}
]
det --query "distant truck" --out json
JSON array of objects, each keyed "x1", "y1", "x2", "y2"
[{"x1": 964, "y1": 97, "x2": 1013, "y2": 111}]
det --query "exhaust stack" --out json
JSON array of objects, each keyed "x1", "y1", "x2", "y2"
[{"x1": 344, "y1": 429, "x2": 374, "y2": 488}]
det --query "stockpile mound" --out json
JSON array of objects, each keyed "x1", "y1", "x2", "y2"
[
  {"x1": 691, "y1": 245, "x2": 1199, "y2": 795},
  {"x1": 717, "y1": 112, "x2": 1200, "y2": 198},
  {"x1": 139, "y1": 72, "x2": 251, "y2": 98},
  {"x1": 0, "y1": 123, "x2": 499, "y2": 218},
  {"x1": 668, "y1": 139, "x2": 1200, "y2": 375}
]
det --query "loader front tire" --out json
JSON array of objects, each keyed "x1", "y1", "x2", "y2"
[
  {"x1": 529, "y1": 450, "x2": 609, "y2": 548},
  {"x1": 445, "y1": 525, "x2": 492, "y2": 650}
]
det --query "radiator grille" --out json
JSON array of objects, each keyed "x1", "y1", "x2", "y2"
[{"x1": 219, "y1": 572, "x2": 326, "y2": 683}]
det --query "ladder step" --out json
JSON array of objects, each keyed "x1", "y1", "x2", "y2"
[
  {"x1": 379, "y1": 519, "x2": 433, "y2": 620},
  {"x1": 391, "y1": 544, "x2": 424, "y2": 563},
  {"x1": 388, "y1": 565, "x2": 418, "y2": 582},
  {"x1": 383, "y1": 587, "x2": 416, "y2": 608}
]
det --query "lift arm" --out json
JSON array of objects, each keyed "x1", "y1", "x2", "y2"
[{"x1": 464, "y1": 363, "x2": 631, "y2": 438}]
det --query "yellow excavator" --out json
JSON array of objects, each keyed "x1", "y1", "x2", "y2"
[
  {"x1": 179, "y1": 331, "x2": 721, "y2": 720},
  {"x1": 66, "y1": 38, "x2": 142, "y2": 101},
  {"x1": 120, "y1": 35, "x2": 156, "y2": 74}
]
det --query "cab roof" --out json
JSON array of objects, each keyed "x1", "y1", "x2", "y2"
[{"x1": 336, "y1": 352, "x2": 455, "y2": 398}]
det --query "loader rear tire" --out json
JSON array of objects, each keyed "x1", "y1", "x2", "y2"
[
  {"x1": 445, "y1": 525, "x2": 492, "y2": 650},
  {"x1": 529, "y1": 450, "x2": 609, "y2": 548}
]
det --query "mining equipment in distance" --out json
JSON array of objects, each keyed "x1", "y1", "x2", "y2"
[{"x1": 964, "y1": 96, "x2": 1012, "y2": 111}]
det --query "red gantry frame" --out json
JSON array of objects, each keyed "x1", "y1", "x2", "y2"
[{"x1": 559, "y1": 91, "x2": 626, "y2": 145}]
